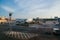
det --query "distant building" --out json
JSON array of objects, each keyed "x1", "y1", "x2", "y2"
[
  {"x1": 0, "y1": 17, "x2": 8, "y2": 24},
  {"x1": 0, "y1": 16, "x2": 15, "y2": 24}
]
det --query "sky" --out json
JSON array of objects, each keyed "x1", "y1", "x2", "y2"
[{"x1": 0, "y1": 0, "x2": 60, "y2": 19}]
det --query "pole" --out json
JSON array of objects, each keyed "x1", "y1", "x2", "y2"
[{"x1": 9, "y1": 13, "x2": 12, "y2": 31}]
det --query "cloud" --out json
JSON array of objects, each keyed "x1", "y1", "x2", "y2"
[
  {"x1": 48, "y1": 0, "x2": 60, "y2": 17},
  {"x1": 1, "y1": 6, "x2": 15, "y2": 12},
  {"x1": 14, "y1": 0, "x2": 60, "y2": 18}
]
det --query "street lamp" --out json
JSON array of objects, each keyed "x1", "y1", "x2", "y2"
[
  {"x1": 9, "y1": 13, "x2": 12, "y2": 31},
  {"x1": 9, "y1": 13, "x2": 12, "y2": 21}
]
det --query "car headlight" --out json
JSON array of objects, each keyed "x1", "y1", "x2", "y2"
[{"x1": 53, "y1": 28, "x2": 59, "y2": 30}]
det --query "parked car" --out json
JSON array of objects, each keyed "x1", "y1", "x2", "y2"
[{"x1": 53, "y1": 24, "x2": 60, "y2": 34}]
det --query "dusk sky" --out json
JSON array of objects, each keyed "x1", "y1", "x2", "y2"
[{"x1": 0, "y1": 0, "x2": 60, "y2": 19}]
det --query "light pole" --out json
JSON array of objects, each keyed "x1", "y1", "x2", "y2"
[
  {"x1": 9, "y1": 13, "x2": 12, "y2": 21},
  {"x1": 9, "y1": 13, "x2": 12, "y2": 31}
]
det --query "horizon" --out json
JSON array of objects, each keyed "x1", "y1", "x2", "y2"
[
  {"x1": 0, "y1": 0, "x2": 60, "y2": 19},
  {"x1": 0, "y1": 15, "x2": 59, "y2": 19}
]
